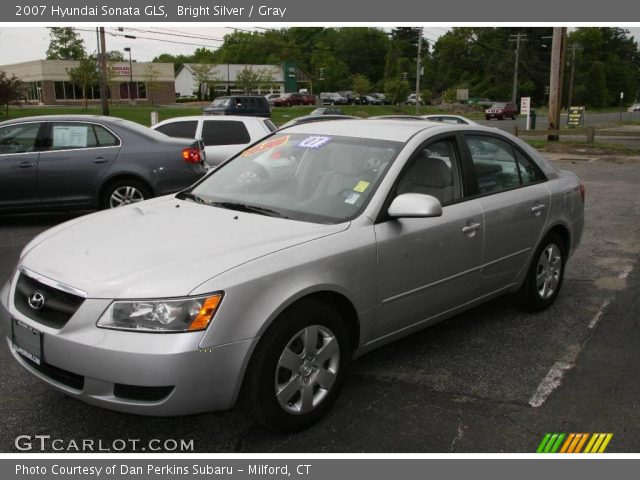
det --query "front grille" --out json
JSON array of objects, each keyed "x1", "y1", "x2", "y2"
[
  {"x1": 23, "y1": 357, "x2": 85, "y2": 390},
  {"x1": 14, "y1": 273, "x2": 85, "y2": 329},
  {"x1": 114, "y1": 384, "x2": 174, "y2": 402}
]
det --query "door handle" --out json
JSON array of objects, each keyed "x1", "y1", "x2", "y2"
[
  {"x1": 531, "y1": 204, "x2": 546, "y2": 216},
  {"x1": 462, "y1": 222, "x2": 482, "y2": 235},
  {"x1": 17, "y1": 161, "x2": 35, "y2": 169},
  {"x1": 94, "y1": 157, "x2": 107, "y2": 164}
]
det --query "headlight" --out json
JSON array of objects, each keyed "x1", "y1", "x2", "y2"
[{"x1": 97, "y1": 293, "x2": 223, "y2": 333}]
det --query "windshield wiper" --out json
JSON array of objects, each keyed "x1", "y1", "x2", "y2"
[{"x1": 210, "y1": 201, "x2": 289, "y2": 219}]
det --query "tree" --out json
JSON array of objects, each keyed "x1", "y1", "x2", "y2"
[
  {"x1": 190, "y1": 63, "x2": 221, "y2": 106},
  {"x1": 0, "y1": 71, "x2": 25, "y2": 116},
  {"x1": 235, "y1": 66, "x2": 276, "y2": 93},
  {"x1": 46, "y1": 27, "x2": 85, "y2": 60},
  {"x1": 66, "y1": 57, "x2": 98, "y2": 110},
  {"x1": 384, "y1": 78, "x2": 411, "y2": 105},
  {"x1": 105, "y1": 50, "x2": 125, "y2": 62},
  {"x1": 143, "y1": 64, "x2": 162, "y2": 105},
  {"x1": 351, "y1": 74, "x2": 372, "y2": 94}
]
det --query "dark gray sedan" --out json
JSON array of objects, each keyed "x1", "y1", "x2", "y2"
[{"x1": 0, "y1": 115, "x2": 207, "y2": 212}]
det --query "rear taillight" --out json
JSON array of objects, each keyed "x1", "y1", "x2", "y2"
[
  {"x1": 579, "y1": 183, "x2": 585, "y2": 203},
  {"x1": 182, "y1": 147, "x2": 201, "y2": 164}
]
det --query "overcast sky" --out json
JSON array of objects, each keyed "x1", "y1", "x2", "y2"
[
  {"x1": 0, "y1": 27, "x2": 639, "y2": 65},
  {"x1": 0, "y1": 26, "x2": 444, "y2": 64}
]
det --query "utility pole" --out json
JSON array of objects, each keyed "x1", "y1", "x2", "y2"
[
  {"x1": 566, "y1": 43, "x2": 581, "y2": 122},
  {"x1": 509, "y1": 33, "x2": 528, "y2": 104},
  {"x1": 547, "y1": 27, "x2": 567, "y2": 141},
  {"x1": 415, "y1": 27, "x2": 423, "y2": 115},
  {"x1": 98, "y1": 27, "x2": 109, "y2": 116}
]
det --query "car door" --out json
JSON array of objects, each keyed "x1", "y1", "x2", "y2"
[
  {"x1": 461, "y1": 133, "x2": 550, "y2": 293},
  {"x1": 0, "y1": 122, "x2": 44, "y2": 208},
  {"x1": 374, "y1": 136, "x2": 485, "y2": 337},
  {"x1": 37, "y1": 122, "x2": 121, "y2": 207}
]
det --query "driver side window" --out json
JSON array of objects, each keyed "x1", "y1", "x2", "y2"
[{"x1": 395, "y1": 138, "x2": 459, "y2": 206}]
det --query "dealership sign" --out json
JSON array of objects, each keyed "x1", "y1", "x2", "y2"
[{"x1": 112, "y1": 64, "x2": 131, "y2": 77}]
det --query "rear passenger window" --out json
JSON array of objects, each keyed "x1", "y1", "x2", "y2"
[
  {"x1": 154, "y1": 121, "x2": 198, "y2": 139},
  {"x1": 202, "y1": 121, "x2": 251, "y2": 146},
  {"x1": 93, "y1": 125, "x2": 120, "y2": 147},
  {"x1": 516, "y1": 150, "x2": 542, "y2": 185},
  {"x1": 465, "y1": 135, "x2": 542, "y2": 194},
  {"x1": 50, "y1": 123, "x2": 98, "y2": 150}
]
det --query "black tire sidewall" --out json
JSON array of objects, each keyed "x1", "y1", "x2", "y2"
[{"x1": 242, "y1": 299, "x2": 351, "y2": 433}]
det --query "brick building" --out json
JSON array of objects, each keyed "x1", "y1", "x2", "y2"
[{"x1": 0, "y1": 59, "x2": 176, "y2": 105}]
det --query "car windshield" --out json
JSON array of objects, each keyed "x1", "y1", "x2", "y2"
[
  {"x1": 211, "y1": 98, "x2": 231, "y2": 107},
  {"x1": 186, "y1": 133, "x2": 403, "y2": 224},
  {"x1": 491, "y1": 103, "x2": 507, "y2": 108}
]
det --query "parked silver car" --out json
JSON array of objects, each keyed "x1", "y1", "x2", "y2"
[{"x1": 1, "y1": 120, "x2": 584, "y2": 432}]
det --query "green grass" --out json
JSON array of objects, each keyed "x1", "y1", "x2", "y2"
[
  {"x1": 2, "y1": 103, "x2": 446, "y2": 127},
  {"x1": 525, "y1": 139, "x2": 640, "y2": 156}
]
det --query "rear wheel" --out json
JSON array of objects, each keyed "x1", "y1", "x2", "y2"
[
  {"x1": 242, "y1": 299, "x2": 351, "y2": 432},
  {"x1": 101, "y1": 178, "x2": 152, "y2": 209},
  {"x1": 518, "y1": 232, "x2": 566, "y2": 311}
]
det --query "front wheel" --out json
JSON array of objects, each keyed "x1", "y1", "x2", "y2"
[
  {"x1": 518, "y1": 232, "x2": 566, "y2": 311},
  {"x1": 242, "y1": 299, "x2": 351, "y2": 432}
]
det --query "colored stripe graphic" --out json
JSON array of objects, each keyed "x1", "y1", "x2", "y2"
[{"x1": 537, "y1": 433, "x2": 613, "y2": 453}]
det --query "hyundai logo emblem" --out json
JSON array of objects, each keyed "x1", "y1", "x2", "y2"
[{"x1": 27, "y1": 291, "x2": 46, "y2": 310}]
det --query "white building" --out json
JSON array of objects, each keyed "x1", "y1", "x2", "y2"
[{"x1": 175, "y1": 63, "x2": 290, "y2": 97}]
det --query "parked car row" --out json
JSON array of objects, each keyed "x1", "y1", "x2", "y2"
[{"x1": 1, "y1": 116, "x2": 585, "y2": 434}]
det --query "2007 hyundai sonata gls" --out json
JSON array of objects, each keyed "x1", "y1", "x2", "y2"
[{"x1": 1, "y1": 120, "x2": 584, "y2": 432}]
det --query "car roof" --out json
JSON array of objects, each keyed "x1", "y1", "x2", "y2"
[
  {"x1": 153, "y1": 115, "x2": 263, "y2": 126},
  {"x1": 284, "y1": 119, "x2": 443, "y2": 141},
  {"x1": 0, "y1": 114, "x2": 116, "y2": 125}
]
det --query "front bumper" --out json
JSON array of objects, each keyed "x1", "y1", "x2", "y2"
[{"x1": 0, "y1": 278, "x2": 256, "y2": 416}]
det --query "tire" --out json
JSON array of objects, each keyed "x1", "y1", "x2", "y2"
[
  {"x1": 100, "y1": 178, "x2": 152, "y2": 210},
  {"x1": 518, "y1": 232, "x2": 566, "y2": 311},
  {"x1": 242, "y1": 299, "x2": 351, "y2": 433}
]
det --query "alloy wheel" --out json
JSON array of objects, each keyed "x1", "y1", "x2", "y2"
[
  {"x1": 275, "y1": 325, "x2": 340, "y2": 415},
  {"x1": 536, "y1": 243, "x2": 562, "y2": 299}
]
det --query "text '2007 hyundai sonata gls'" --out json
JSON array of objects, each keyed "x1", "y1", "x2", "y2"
[{"x1": 1, "y1": 119, "x2": 584, "y2": 432}]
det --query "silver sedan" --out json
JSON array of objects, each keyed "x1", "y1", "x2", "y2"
[{"x1": 1, "y1": 120, "x2": 584, "y2": 432}]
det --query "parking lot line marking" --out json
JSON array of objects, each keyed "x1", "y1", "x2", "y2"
[
  {"x1": 528, "y1": 360, "x2": 574, "y2": 407},
  {"x1": 588, "y1": 299, "x2": 611, "y2": 329}
]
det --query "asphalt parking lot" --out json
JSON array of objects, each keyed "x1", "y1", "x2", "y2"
[{"x1": 0, "y1": 155, "x2": 639, "y2": 453}]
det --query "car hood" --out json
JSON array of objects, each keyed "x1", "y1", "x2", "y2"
[{"x1": 21, "y1": 196, "x2": 349, "y2": 299}]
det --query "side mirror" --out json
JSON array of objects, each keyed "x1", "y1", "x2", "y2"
[{"x1": 388, "y1": 193, "x2": 443, "y2": 218}]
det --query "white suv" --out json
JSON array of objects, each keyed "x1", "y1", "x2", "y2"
[{"x1": 153, "y1": 116, "x2": 276, "y2": 167}]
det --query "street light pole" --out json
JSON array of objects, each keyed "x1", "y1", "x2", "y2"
[{"x1": 124, "y1": 47, "x2": 133, "y2": 104}]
